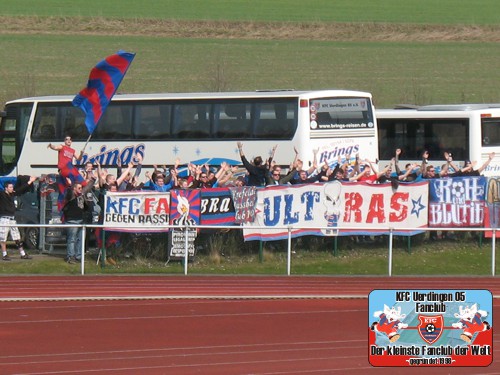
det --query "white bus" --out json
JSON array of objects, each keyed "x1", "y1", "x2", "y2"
[
  {"x1": 377, "y1": 104, "x2": 500, "y2": 176},
  {"x1": 0, "y1": 90, "x2": 377, "y2": 177}
]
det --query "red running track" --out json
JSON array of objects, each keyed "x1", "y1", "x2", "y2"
[{"x1": 0, "y1": 276, "x2": 497, "y2": 374}]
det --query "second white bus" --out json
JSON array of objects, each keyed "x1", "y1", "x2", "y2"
[{"x1": 377, "y1": 104, "x2": 500, "y2": 176}]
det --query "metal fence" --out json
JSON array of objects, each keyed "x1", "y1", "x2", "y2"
[{"x1": 5, "y1": 222, "x2": 498, "y2": 277}]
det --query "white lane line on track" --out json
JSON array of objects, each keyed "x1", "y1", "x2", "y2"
[
  {"x1": 0, "y1": 309, "x2": 363, "y2": 324},
  {"x1": 0, "y1": 294, "x2": 368, "y2": 302},
  {"x1": 1, "y1": 293, "x2": 499, "y2": 302},
  {"x1": 0, "y1": 344, "x2": 362, "y2": 366},
  {"x1": 0, "y1": 339, "x2": 364, "y2": 359},
  {"x1": 0, "y1": 357, "x2": 359, "y2": 375}
]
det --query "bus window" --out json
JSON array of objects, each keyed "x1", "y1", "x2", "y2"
[
  {"x1": 32, "y1": 106, "x2": 58, "y2": 141},
  {"x1": 253, "y1": 102, "x2": 296, "y2": 139},
  {"x1": 62, "y1": 107, "x2": 87, "y2": 141},
  {"x1": 0, "y1": 103, "x2": 32, "y2": 175},
  {"x1": 134, "y1": 103, "x2": 171, "y2": 139},
  {"x1": 93, "y1": 105, "x2": 132, "y2": 140},
  {"x1": 172, "y1": 103, "x2": 210, "y2": 139},
  {"x1": 0, "y1": 135, "x2": 16, "y2": 173},
  {"x1": 215, "y1": 103, "x2": 251, "y2": 138},
  {"x1": 482, "y1": 118, "x2": 500, "y2": 146},
  {"x1": 378, "y1": 118, "x2": 468, "y2": 161},
  {"x1": 32, "y1": 105, "x2": 87, "y2": 141}
]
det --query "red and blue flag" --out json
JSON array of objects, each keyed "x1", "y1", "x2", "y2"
[{"x1": 72, "y1": 50, "x2": 135, "y2": 134}]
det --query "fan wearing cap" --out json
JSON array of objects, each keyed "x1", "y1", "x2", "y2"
[
  {"x1": 461, "y1": 152, "x2": 495, "y2": 176},
  {"x1": 439, "y1": 152, "x2": 462, "y2": 178}
]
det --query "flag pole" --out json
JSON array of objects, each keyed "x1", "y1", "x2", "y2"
[{"x1": 82, "y1": 133, "x2": 92, "y2": 153}]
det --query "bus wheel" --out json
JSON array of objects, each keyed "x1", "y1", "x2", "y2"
[{"x1": 23, "y1": 227, "x2": 39, "y2": 249}]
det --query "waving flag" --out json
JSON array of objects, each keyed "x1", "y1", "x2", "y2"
[{"x1": 72, "y1": 50, "x2": 135, "y2": 134}]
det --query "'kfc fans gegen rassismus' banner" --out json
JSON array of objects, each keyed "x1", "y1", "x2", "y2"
[{"x1": 104, "y1": 191, "x2": 170, "y2": 231}]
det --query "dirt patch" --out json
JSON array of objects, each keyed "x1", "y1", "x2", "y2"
[{"x1": 2, "y1": 16, "x2": 500, "y2": 43}]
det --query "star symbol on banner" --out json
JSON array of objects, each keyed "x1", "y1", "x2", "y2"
[
  {"x1": 411, "y1": 196, "x2": 426, "y2": 218},
  {"x1": 172, "y1": 146, "x2": 179, "y2": 155}
]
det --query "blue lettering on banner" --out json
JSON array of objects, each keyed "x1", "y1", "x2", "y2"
[
  {"x1": 129, "y1": 198, "x2": 140, "y2": 215},
  {"x1": 105, "y1": 196, "x2": 142, "y2": 215},
  {"x1": 284, "y1": 194, "x2": 299, "y2": 224},
  {"x1": 263, "y1": 191, "x2": 320, "y2": 226}
]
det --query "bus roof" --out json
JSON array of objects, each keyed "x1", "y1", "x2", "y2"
[
  {"x1": 6, "y1": 89, "x2": 372, "y2": 104},
  {"x1": 380, "y1": 103, "x2": 500, "y2": 112}
]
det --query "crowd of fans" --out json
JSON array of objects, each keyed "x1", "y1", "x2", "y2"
[
  {"x1": 1, "y1": 136, "x2": 495, "y2": 263},
  {"x1": 55, "y1": 138, "x2": 498, "y2": 198}
]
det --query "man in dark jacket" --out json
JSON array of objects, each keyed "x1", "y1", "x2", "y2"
[
  {"x1": 62, "y1": 178, "x2": 95, "y2": 264},
  {"x1": 0, "y1": 176, "x2": 37, "y2": 260},
  {"x1": 237, "y1": 142, "x2": 275, "y2": 187}
]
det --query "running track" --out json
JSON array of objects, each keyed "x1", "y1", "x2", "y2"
[{"x1": 0, "y1": 276, "x2": 498, "y2": 374}]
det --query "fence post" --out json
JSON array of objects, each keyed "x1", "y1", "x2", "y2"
[
  {"x1": 100, "y1": 230, "x2": 106, "y2": 268},
  {"x1": 39, "y1": 194, "x2": 46, "y2": 252},
  {"x1": 332, "y1": 236, "x2": 338, "y2": 256},
  {"x1": 388, "y1": 228, "x2": 394, "y2": 277},
  {"x1": 81, "y1": 224, "x2": 86, "y2": 276},
  {"x1": 184, "y1": 225, "x2": 189, "y2": 275},
  {"x1": 287, "y1": 226, "x2": 292, "y2": 276},
  {"x1": 492, "y1": 229, "x2": 496, "y2": 276}
]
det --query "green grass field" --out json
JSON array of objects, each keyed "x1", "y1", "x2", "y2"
[
  {"x1": 0, "y1": 234, "x2": 497, "y2": 276},
  {"x1": 0, "y1": 1, "x2": 499, "y2": 107},
  {"x1": 3, "y1": 0, "x2": 500, "y2": 24}
]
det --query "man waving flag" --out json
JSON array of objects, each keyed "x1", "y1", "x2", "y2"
[{"x1": 72, "y1": 50, "x2": 135, "y2": 135}]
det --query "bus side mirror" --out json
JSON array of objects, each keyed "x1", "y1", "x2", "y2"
[{"x1": 0, "y1": 111, "x2": 6, "y2": 118}]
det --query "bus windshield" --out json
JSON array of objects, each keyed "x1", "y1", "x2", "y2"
[{"x1": 0, "y1": 103, "x2": 31, "y2": 176}]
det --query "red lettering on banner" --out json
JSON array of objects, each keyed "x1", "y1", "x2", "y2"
[
  {"x1": 344, "y1": 192, "x2": 363, "y2": 223},
  {"x1": 389, "y1": 192, "x2": 409, "y2": 222},
  {"x1": 343, "y1": 191, "x2": 412, "y2": 224},
  {"x1": 366, "y1": 194, "x2": 385, "y2": 223},
  {"x1": 157, "y1": 198, "x2": 169, "y2": 214},
  {"x1": 144, "y1": 197, "x2": 170, "y2": 214},
  {"x1": 144, "y1": 197, "x2": 154, "y2": 214}
]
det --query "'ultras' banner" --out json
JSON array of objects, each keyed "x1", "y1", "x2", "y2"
[
  {"x1": 104, "y1": 191, "x2": 170, "y2": 232},
  {"x1": 242, "y1": 181, "x2": 428, "y2": 241},
  {"x1": 428, "y1": 176, "x2": 486, "y2": 228}
]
